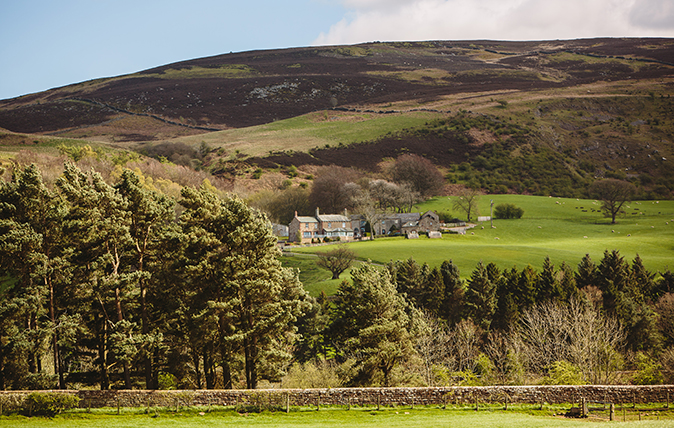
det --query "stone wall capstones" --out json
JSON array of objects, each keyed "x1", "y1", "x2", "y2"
[{"x1": 1, "y1": 385, "x2": 673, "y2": 410}]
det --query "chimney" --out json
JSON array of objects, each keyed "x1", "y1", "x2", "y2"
[
  {"x1": 294, "y1": 211, "x2": 298, "y2": 218},
  {"x1": 344, "y1": 208, "x2": 348, "y2": 217},
  {"x1": 316, "y1": 207, "x2": 320, "y2": 218}
]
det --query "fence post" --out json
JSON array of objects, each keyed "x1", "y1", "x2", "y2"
[
  {"x1": 610, "y1": 403, "x2": 615, "y2": 421},
  {"x1": 286, "y1": 393, "x2": 290, "y2": 414},
  {"x1": 581, "y1": 398, "x2": 587, "y2": 417}
]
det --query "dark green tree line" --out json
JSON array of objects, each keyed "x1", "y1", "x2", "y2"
[{"x1": 0, "y1": 163, "x2": 311, "y2": 390}]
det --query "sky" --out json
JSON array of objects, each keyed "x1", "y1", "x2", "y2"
[{"x1": 2, "y1": 0, "x2": 674, "y2": 100}]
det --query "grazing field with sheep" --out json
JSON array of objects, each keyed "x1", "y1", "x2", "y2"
[{"x1": 290, "y1": 195, "x2": 674, "y2": 293}]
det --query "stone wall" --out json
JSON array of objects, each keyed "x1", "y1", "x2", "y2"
[{"x1": 1, "y1": 385, "x2": 674, "y2": 410}]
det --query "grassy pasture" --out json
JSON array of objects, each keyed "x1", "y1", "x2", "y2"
[
  {"x1": 169, "y1": 111, "x2": 443, "y2": 157},
  {"x1": 3, "y1": 405, "x2": 673, "y2": 427},
  {"x1": 290, "y1": 195, "x2": 674, "y2": 284}
]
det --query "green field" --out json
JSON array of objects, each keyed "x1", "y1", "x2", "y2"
[
  {"x1": 289, "y1": 195, "x2": 674, "y2": 287},
  {"x1": 171, "y1": 111, "x2": 443, "y2": 157},
  {"x1": 3, "y1": 405, "x2": 674, "y2": 428}
]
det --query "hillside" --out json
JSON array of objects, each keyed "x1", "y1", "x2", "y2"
[{"x1": 1, "y1": 38, "x2": 674, "y2": 197}]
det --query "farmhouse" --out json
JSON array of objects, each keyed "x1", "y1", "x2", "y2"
[
  {"x1": 290, "y1": 209, "x2": 441, "y2": 243},
  {"x1": 289, "y1": 208, "x2": 353, "y2": 243},
  {"x1": 288, "y1": 214, "x2": 319, "y2": 243},
  {"x1": 402, "y1": 211, "x2": 441, "y2": 236}
]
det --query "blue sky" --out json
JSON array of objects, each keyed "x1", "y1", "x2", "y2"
[{"x1": 2, "y1": 0, "x2": 674, "y2": 100}]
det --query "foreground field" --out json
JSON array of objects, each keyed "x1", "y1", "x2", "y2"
[
  {"x1": 289, "y1": 195, "x2": 674, "y2": 293},
  {"x1": 3, "y1": 406, "x2": 674, "y2": 428}
]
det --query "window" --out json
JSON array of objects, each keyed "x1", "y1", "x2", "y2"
[{"x1": 303, "y1": 231, "x2": 311, "y2": 238}]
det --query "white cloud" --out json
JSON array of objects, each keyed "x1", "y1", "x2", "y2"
[
  {"x1": 629, "y1": 0, "x2": 674, "y2": 30},
  {"x1": 314, "y1": 0, "x2": 674, "y2": 45}
]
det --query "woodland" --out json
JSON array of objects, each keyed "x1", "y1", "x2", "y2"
[{"x1": 1, "y1": 162, "x2": 674, "y2": 391}]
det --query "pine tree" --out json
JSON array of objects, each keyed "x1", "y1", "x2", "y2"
[
  {"x1": 115, "y1": 169, "x2": 175, "y2": 389},
  {"x1": 440, "y1": 260, "x2": 464, "y2": 326},
  {"x1": 516, "y1": 265, "x2": 538, "y2": 309},
  {"x1": 179, "y1": 185, "x2": 310, "y2": 389},
  {"x1": 422, "y1": 267, "x2": 444, "y2": 316},
  {"x1": 464, "y1": 261, "x2": 497, "y2": 330},
  {"x1": 0, "y1": 164, "x2": 74, "y2": 389},
  {"x1": 331, "y1": 263, "x2": 414, "y2": 387},
  {"x1": 576, "y1": 254, "x2": 598, "y2": 289},
  {"x1": 537, "y1": 256, "x2": 564, "y2": 302},
  {"x1": 57, "y1": 163, "x2": 139, "y2": 389},
  {"x1": 492, "y1": 267, "x2": 519, "y2": 331}
]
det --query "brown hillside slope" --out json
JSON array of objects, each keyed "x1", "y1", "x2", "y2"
[{"x1": 1, "y1": 38, "x2": 673, "y2": 142}]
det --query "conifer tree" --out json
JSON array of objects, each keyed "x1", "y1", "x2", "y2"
[
  {"x1": 440, "y1": 260, "x2": 464, "y2": 326},
  {"x1": 464, "y1": 261, "x2": 497, "y2": 330},
  {"x1": 575, "y1": 253, "x2": 598, "y2": 289},
  {"x1": 537, "y1": 256, "x2": 564, "y2": 302},
  {"x1": 331, "y1": 263, "x2": 414, "y2": 386},
  {"x1": 0, "y1": 164, "x2": 75, "y2": 389},
  {"x1": 56, "y1": 163, "x2": 140, "y2": 389},
  {"x1": 115, "y1": 169, "x2": 175, "y2": 389},
  {"x1": 179, "y1": 185, "x2": 309, "y2": 389}
]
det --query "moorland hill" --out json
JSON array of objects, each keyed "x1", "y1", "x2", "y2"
[{"x1": 1, "y1": 38, "x2": 673, "y2": 197}]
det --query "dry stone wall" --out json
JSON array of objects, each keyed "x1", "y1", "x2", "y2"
[{"x1": 1, "y1": 385, "x2": 674, "y2": 410}]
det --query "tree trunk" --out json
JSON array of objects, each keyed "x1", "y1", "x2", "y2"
[
  {"x1": 192, "y1": 351, "x2": 202, "y2": 389},
  {"x1": 115, "y1": 287, "x2": 131, "y2": 389},
  {"x1": 219, "y1": 314, "x2": 232, "y2": 389},
  {"x1": 222, "y1": 360, "x2": 232, "y2": 389},
  {"x1": 204, "y1": 348, "x2": 215, "y2": 389},
  {"x1": 48, "y1": 277, "x2": 65, "y2": 389},
  {"x1": 27, "y1": 314, "x2": 37, "y2": 374},
  {"x1": 244, "y1": 336, "x2": 258, "y2": 389},
  {"x1": 140, "y1": 283, "x2": 153, "y2": 389},
  {"x1": 0, "y1": 335, "x2": 5, "y2": 390},
  {"x1": 100, "y1": 317, "x2": 110, "y2": 390}
]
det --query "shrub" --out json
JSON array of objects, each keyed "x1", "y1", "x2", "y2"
[
  {"x1": 541, "y1": 361, "x2": 586, "y2": 385},
  {"x1": 24, "y1": 392, "x2": 80, "y2": 416},
  {"x1": 494, "y1": 203, "x2": 524, "y2": 219},
  {"x1": 158, "y1": 372, "x2": 178, "y2": 390},
  {"x1": 632, "y1": 352, "x2": 664, "y2": 385}
]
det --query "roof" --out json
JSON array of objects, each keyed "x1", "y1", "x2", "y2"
[
  {"x1": 296, "y1": 216, "x2": 318, "y2": 223},
  {"x1": 317, "y1": 214, "x2": 350, "y2": 222},
  {"x1": 387, "y1": 213, "x2": 420, "y2": 221}
]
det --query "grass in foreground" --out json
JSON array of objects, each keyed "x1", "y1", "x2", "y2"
[{"x1": 3, "y1": 404, "x2": 674, "y2": 428}]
